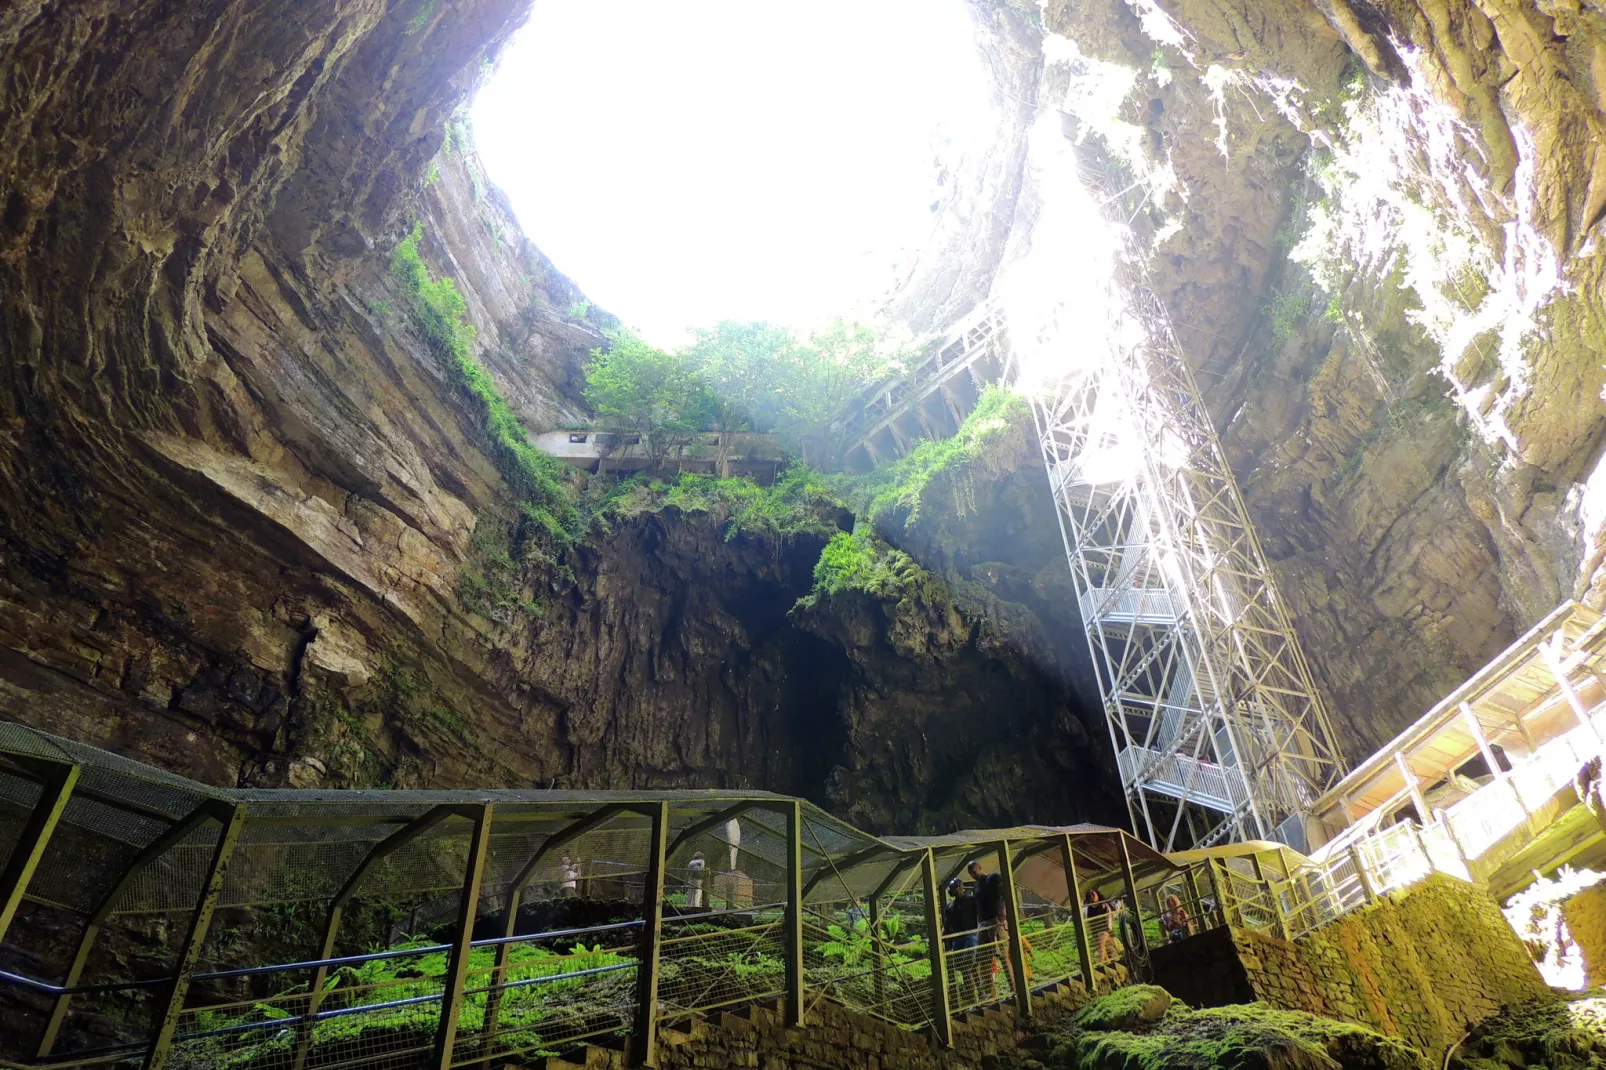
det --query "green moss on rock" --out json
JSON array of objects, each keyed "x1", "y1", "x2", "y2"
[
  {"x1": 836, "y1": 382, "x2": 1027, "y2": 528},
  {"x1": 1028, "y1": 989, "x2": 1426, "y2": 1070},
  {"x1": 1454, "y1": 995, "x2": 1606, "y2": 1070},
  {"x1": 1074, "y1": 986, "x2": 1175, "y2": 1032}
]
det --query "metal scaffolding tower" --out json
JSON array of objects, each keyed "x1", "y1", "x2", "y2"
[{"x1": 1006, "y1": 154, "x2": 1346, "y2": 851}]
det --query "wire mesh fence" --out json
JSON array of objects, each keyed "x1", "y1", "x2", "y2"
[{"x1": 0, "y1": 723, "x2": 1187, "y2": 1070}]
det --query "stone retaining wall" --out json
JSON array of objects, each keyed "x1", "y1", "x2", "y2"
[
  {"x1": 1231, "y1": 874, "x2": 1547, "y2": 1055},
  {"x1": 656, "y1": 981, "x2": 1092, "y2": 1070},
  {"x1": 1562, "y1": 883, "x2": 1606, "y2": 987}
]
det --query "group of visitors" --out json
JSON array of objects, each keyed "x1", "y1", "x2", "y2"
[
  {"x1": 940, "y1": 860, "x2": 1009, "y2": 1006},
  {"x1": 1085, "y1": 887, "x2": 1193, "y2": 963},
  {"x1": 939, "y1": 867, "x2": 1195, "y2": 1005}
]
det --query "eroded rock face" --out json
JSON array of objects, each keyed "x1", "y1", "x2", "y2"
[
  {"x1": 803, "y1": 417, "x2": 1119, "y2": 832},
  {"x1": 0, "y1": 0, "x2": 1117, "y2": 831},
  {"x1": 7, "y1": 0, "x2": 1602, "y2": 823},
  {"x1": 946, "y1": 0, "x2": 1606, "y2": 758}
]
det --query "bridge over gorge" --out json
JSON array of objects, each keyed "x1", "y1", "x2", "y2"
[{"x1": 0, "y1": 722, "x2": 1483, "y2": 1070}]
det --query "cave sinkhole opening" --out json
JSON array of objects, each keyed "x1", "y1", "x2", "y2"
[{"x1": 471, "y1": 0, "x2": 992, "y2": 345}]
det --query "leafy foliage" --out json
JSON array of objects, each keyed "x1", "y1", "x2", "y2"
[
  {"x1": 799, "y1": 531, "x2": 945, "y2": 613},
  {"x1": 1040, "y1": 990, "x2": 1425, "y2": 1070},
  {"x1": 835, "y1": 383, "x2": 1027, "y2": 528},
  {"x1": 581, "y1": 317, "x2": 916, "y2": 471},
  {"x1": 583, "y1": 331, "x2": 706, "y2": 471},
  {"x1": 175, "y1": 937, "x2": 635, "y2": 1070},
  {"x1": 591, "y1": 467, "x2": 843, "y2": 544}
]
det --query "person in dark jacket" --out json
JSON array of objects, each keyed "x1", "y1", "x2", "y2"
[
  {"x1": 968, "y1": 860, "x2": 1008, "y2": 998},
  {"x1": 942, "y1": 877, "x2": 981, "y2": 1006}
]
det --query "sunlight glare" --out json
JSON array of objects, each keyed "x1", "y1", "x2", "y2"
[{"x1": 472, "y1": 0, "x2": 992, "y2": 345}]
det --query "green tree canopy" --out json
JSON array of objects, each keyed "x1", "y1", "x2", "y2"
[
  {"x1": 582, "y1": 330, "x2": 703, "y2": 470},
  {"x1": 581, "y1": 318, "x2": 920, "y2": 472}
]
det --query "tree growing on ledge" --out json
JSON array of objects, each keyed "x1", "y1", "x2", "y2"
[
  {"x1": 582, "y1": 318, "x2": 918, "y2": 474},
  {"x1": 683, "y1": 320, "x2": 796, "y2": 475},
  {"x1": 583, "y1": 331, "x2": 705, "y2": 471},
  {"x1": 777, "y1": 318, "x2": 911, "y2": 468}
]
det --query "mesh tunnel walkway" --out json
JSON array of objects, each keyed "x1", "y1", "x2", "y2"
[{"x1": 0, "y1": 723, "x2": 1180, "y2": 1070}]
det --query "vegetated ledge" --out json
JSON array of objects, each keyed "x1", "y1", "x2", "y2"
[
  {"x1": 376, "y1": 233, "x2": 1117, "y2": 831},
  {"x1": 1006, "y1": 986, "x2": 1426, "y2": 1070}
]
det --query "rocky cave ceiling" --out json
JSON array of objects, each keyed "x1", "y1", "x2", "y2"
[{"x1": 0, "y1": 0, "x2": 1603, "y2": 832}]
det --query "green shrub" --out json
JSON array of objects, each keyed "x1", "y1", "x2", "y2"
[{"x1": 836, "y1": 383, "x2": 1026, "y2": 528}]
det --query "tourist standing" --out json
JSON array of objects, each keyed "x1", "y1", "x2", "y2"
[{"x1": 967, "y1": 859, "x2": 1007, "y2": 998}]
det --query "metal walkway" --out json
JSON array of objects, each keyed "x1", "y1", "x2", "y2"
[
  {"x1": 839, "y1": 300, "x2": 1007, "y2": 470},
  {"x1": 0, "y1": 722, "x2": 1184, "y2": 1070}
]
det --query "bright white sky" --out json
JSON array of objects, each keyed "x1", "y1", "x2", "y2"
[{"x1": 472, "y1": 0, "x2": 992, "y2": 345}]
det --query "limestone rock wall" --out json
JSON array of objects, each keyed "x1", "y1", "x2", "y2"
[
  {"x1": 0, "y1": 0, "x2": 1117, "y2": 832},
  {"x1": 942, "y1": 0, "x2": 1606, "y2": 759}
]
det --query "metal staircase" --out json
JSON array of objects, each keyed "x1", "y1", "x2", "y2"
[{"x1": 839, "y1": 144, "x2": 1345, "y2": 853}]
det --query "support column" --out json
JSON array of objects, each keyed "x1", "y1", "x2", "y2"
[
  {"x1": 1115, "y1": 835, "x2": 1146, "y2": 976},
  {"x1": 39, "y1": 804, "x2": 215, "y2": 1058},
  {"x1": 994, "y1": 842, "x2": 1031, "y2": 1017},
  {"x1": 477, "y1": 881, "x2": 523, "y2": 1070},
  {"x1": 1249, "y1": 853, "x2": 1290, "y2": 941},
  {"x1": 1349, "y1": 845, "x2": 1376, "y2": 904},
  {"x1": 431, "y1": 803, "x2": 494, "y2": 1070},
  {"x1": 1059, "y1": 835, "x2": 1095, "y2": 991},
  {"x1": 1209, "y1": 859, "x2": 1236, "y2": 927},
  {"x1": 143, "y1": 803, "x2": 247, "y2": 1070},
  {"x1": 0, "y1": 759, "x2": 79, "y2": 944},
  {"x1": 1460, "y1": 703, "x2": 1504, "y2": 778},
  {"x1": 784, "y1": 800, "x2": 805, "y2": 1027},
  {"x1": 1182, "y1": 865, "x2": 1204, "y2": 935},
  {"x1": 1395, "y1": 752, "x2": 1430, "y2": 826},
  {"x1": 1463, "y1": 701, "x2": 1528, "y2": 818},
  {"x1": 632, "y1": 801, "x2": 669, "y2": 1067},
  {"x1": 297, "y1": 806, "x2": 460, "y2": 1070},
  {"x1": 919, "y1": 850, "x2": 952, "y2": 1047},
  {"x1": 870, "y1": 896, "x2": 888, "y2": 1013},
  {"x1": 1544, "y1": 638, "x2": 1602, "y2": 743}
]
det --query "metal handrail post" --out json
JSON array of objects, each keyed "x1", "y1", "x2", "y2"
[
  {"x1": 431, "y1": 803, "x2": 494, "y2": 1070},
  {"x1": 142, "y1": 803, "x2": 247, "y2": 1070},
  {"x1": 631, "y1": 801, "x2": 669, "y2": 1067},
  {"x1": 0, "y1": 758, "x2": 78, "y2": 945},
  {"x1": 919, "y1": 850, "x2": 952, "y2": 1047},
  {"x1": 784, "y1": 800, "x2": 805, "y2": 1026},
  {"x1": 295, "y1": 805, "x2": 462, "y2": 1070},
  {"x1": 1350, "y1": 845, "x2": 1376, "y2": 903},
  {"x1": 1059, "y1": 835, "x2": 1096, "y2": 992},
  {"x1": 995, "y1": 841, "x2": 1031, "y2": 1017},
  {"x1": 38, "y1": 802, "x2": 222, "y2": 1058}
]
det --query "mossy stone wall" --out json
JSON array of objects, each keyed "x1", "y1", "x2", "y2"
[
  {"x1": 654, "y1": 982, "x2": 1093, "y2": 1070},
  {"x1": 1562, "y1": 884, "x2": 1606, "y2": 988},
  {"x1": 1231, "y1": 874, "x2": 1546, "y2": 1055}
]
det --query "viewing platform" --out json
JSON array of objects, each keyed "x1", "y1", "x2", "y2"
[
  {"x1": 1305, "y1": 599, "x2": 1606, "y2": 896},
  {"x1": 0, "y1": 722, "x2": 1177, "y2": 1070},
  {"x1": 532, "y1": 430, "x2": 788, "y2": 481}
]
